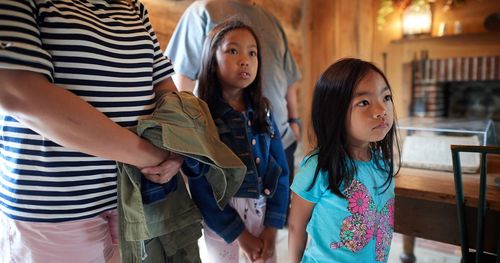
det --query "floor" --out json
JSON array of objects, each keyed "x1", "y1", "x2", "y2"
[
  {"x1": 273, "y1": 231, "x2": 461, "y2": 263},
  {"x1": 387, "y1": 233, "x2": 462, "y2": 263},
  {"x1": 198, "y1": 231, "x2": 462, "y2": 262}
]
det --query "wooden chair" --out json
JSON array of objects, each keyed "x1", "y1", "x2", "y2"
[{"x1": 451, "y1": 145, "x2": 500, "y2": 263}]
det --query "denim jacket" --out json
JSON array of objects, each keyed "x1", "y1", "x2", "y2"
[{"x1": 183, "y1": 98, "x2": 290, "y2": 243}]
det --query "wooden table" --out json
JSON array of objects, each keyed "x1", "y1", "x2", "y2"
[{"x1": 394, "y1": 159, "x2": 500, "y2": 262}]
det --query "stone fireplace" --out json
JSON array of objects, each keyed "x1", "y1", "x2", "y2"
[{"x1": 410, "y1": 55, "x2": 500, "y2": 143}]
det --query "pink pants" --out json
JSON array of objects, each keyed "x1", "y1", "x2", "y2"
[
  {"x1": 0, "y1": 209, "x2": 120, "y2": 263},
  {"x1": 202, "y1": 196, "x2": 277, "y2": 263}
]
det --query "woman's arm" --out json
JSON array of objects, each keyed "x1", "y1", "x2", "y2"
[
  {"x1": 0, "y1": 69, "x2": 171, "y2": 174},
  {"x1": 285, "y1": 84, "x2": 301, "y2": 141},
  {"x1": 171, "y1": 73, "x2": 196, "y2": 93},
  {"x1": 288, "y1": 192, "x2": 314, "y2": 263},
  {"x1": 153, "y1": 76, "x2": 178, "y2": 96},
  {"x1": 139, "y1": 77, "x2": 185, "y2": 182}
]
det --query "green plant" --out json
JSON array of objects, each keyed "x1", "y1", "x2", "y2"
[
  {"x1": 377, "y1": 0, "x2": 414, "y2": 30},
  {"x1": 377, "y1": 0, "x2": 396, "y2": 30},
  {"x1": 377, "y1": 0, "x2": 468, "y2": 30}
]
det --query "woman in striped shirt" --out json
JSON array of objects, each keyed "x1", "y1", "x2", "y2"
[{"x1": 0, "y1": 0, "x2": 181, "y2": 262}]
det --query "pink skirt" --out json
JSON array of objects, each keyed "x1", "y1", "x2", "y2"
[{"x1": 0, "y1": 209, "x2": 120, "y2": 263}]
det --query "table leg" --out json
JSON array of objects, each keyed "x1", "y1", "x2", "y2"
[{"x1": 399, "y1": 235, "x2": 416, "y2": 263}]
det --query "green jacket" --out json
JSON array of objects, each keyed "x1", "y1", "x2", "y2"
[{"x1": 117, "y1": 91, "x2": 246, "y2": 262}]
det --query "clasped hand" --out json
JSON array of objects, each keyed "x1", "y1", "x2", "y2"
[
  {"x1": 140, "y1": 151, "x2": 183, "y2": 184},
  {"x1": 238, "y1": 227, "x2": 277, "y2": 263}
]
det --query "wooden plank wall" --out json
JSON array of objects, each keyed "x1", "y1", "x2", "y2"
[
  {"x1": 372, "y1": 0, "x2": 500, "y2": 118},
  {"x1": 141, "y1": 0, "x2": 500, "y2": 149},
  {"x1": 140, "y1": 0, "x2": 191, "y2": 51}
]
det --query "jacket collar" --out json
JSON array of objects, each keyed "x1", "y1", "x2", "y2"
[{"x1": 212, "y1": 94, "x2": 254, "y2": 120}]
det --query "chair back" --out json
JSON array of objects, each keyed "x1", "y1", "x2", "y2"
[{"x1": 450, "y1": 145, "x2": 500, "y2": 263}]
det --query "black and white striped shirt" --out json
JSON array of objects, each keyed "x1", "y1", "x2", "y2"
[{"x1": 0, "y1": 0, "x2": 173, "y2": 222}]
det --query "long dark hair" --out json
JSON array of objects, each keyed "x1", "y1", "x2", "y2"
[
  {"x1": 308, "y1": 58, "x2": 401, "y2": 197},
  {"x1": 198, "y1": 19, "x2": 270, "y2": 132}
]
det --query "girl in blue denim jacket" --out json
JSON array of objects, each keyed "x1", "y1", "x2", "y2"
[{"x1": 182, "y1": 20, "x2": 289, "y2": 263}]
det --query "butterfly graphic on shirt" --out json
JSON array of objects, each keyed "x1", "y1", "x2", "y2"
[{"x1": 330, "y1": 179, "x2": 394, "y2": 262}]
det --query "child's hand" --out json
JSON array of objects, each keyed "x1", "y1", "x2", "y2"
[
  {"x1": 237, "y1": 229, "x2": 264, "y2": 262},
  {"x1": 256, "y1": 227, "x2": 277, "y2": 261}
]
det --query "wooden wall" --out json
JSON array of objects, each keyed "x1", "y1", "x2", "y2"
[
  {"x1": 141, "y1": 0, "x2": 191, "y2": 50},
  {"x1": 372, "y1": 0, "x2": 500, "y2": 118},
  {"x1": 141, "y1": 0, "x2": 500, "y2": 148}
]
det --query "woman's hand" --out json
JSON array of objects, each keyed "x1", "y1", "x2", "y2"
[
  {"x1": 237, "y1": 229, "x2": 264, "y2": 262},
  {"x1": 140, "y1": 152, "x2": 183, "y2": 184}
]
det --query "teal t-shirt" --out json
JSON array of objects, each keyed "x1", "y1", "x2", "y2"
[{"x1": 291, "y1": 154, "x2": 395, "y2": 263}]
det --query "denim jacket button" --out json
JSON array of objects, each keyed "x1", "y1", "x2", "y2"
[
  {"x1": 251, "y1": 139, "x2": 256, "y2": 145},
  {"x1": 264, "y1": 188, "x2": 271, "y2": 196},
  {"x1": 255, "y1": 157, "x2": 260, "y2": 164}
]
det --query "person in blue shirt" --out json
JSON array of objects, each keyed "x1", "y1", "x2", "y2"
[
  {"x1": 288, "y1": 58, "x2": 401, "y2": 263},
  {"x1": 182, "y1": 20, "x2": 289, "y2": 263}
]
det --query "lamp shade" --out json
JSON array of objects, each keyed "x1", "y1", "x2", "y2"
[{"x1": 402, "y1": 0, "x2": 432, "y2": 37}]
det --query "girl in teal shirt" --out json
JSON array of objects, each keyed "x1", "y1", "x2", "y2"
[{"x1": 288, "y1": 58, "x2": 401, "y2": 263}]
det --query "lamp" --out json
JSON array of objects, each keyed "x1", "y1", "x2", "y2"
[{"x1": 402, "y1": 0, "x2": 432, "y2": 37}]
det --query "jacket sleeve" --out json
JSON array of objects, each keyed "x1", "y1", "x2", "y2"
[
  {"x1": 188, "y1": 168, "x2": 245, "y2": 243},
  {"x1": 264, "y1": 116, "x2": 290, "y2": 229},
  {"x1": 181, "y1": 156, "x2": 209, "y2": 179}
]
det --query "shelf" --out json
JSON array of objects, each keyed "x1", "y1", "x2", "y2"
[{"x1": 390, "y1": 32, "x2": 500, "y2": 44}]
